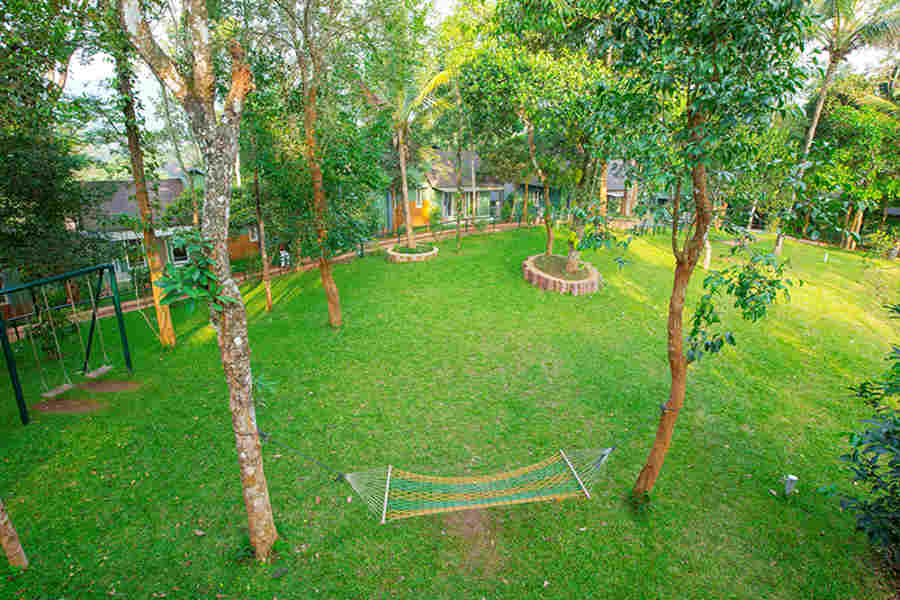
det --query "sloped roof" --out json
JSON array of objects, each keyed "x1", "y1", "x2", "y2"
[
  {"x1": 422, "y1": 150, "x2": 627, "y2": 192},
  {"x1": 81, "y1": 178, "x2": 185, "y2": 230}
]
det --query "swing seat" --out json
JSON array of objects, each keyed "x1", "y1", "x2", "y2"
[
  {"x1": 84, "y1": 365, "x2": 113, "y2": 379},
  {"x1": 41, "y1": 383, "x2": 74, "y2": 399}
]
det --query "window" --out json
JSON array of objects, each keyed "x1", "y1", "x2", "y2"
[
  {"x1": 172, "y1": 245, "x2": 188, "y2": 264},
  {"x1": 415, "y1": 189, "x2": 423, "y2": 209},
  {"x1": 477, "y1": 191, "x2": 491, "y2": 217},
  {"x1": 249, "y1": 225, "x2": 259, "y2": 242}
]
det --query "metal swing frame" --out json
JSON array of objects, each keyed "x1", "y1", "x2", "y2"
[{"x1": 0, "y1": 264, "x2": 133, "y2": 425}]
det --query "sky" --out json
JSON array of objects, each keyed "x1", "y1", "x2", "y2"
[{"x1": 64, "y1": 4, "x2": 891, "y2": 130}]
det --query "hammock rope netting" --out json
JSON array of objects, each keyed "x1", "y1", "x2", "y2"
[{"x1": 345, "y1": 447, "x2": 614, "y2": 523}]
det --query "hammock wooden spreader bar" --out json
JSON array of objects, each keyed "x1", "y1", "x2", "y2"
[{"x1": 345, "y1": 447, "x2": 614, "y2": 523}]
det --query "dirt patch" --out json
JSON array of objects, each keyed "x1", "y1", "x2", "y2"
[
  {"x1": 77, "y1": 380, "x2": 141, "y2": 393},
  {"x1": 533, "y1": 254, "x2": 589, "y2": 280},
  {"x1": 34, "y1": 398, "x2": 105, "y2": 413},
  {"x1": 441, "y1": 509, "x2": 503, "y2": 575}
]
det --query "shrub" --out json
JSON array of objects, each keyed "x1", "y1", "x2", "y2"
[{"x1": 837, "y1": 302, "x2": 900, "y2": 569}]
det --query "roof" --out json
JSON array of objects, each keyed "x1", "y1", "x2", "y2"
[
  {"x1": 81, "y1": 178, "x2": 186, "y2": 230},
  {"x1": 423, "y1": 150, "x2": 506, "y2": 190},
  {"x1": 422, "y1": 151, "x2": 627, "y2": 192}
]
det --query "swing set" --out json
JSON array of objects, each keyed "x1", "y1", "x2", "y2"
[{"x1": 0, "y1": 264, "x2": 133, "y2": 426}]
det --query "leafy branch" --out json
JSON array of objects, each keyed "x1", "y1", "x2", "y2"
[{"x1": 155, "y1": 230, "x2": 239, "y2": 313}]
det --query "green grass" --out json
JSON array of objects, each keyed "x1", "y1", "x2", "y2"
[
  {"x1": 2, "y1": 228, "x2": 899, "y2": 598},
  {"x1": 391, "y1": 243, "x2": 435, "y2": 254}
]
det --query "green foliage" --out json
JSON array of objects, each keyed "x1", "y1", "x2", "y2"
[
  {"x1": 687, "y1": 249, "x2": 797, "y2": 362},
  {"x1": 837, "y1": 302, "x2": 900, "y2": 568},
  {"x1": 155, "y1": 230, "x2": 239, "y2": 314}
]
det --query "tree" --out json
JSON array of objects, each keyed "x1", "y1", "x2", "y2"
[
  {"x1": 105, "y1": 5, "x2": 176, "y2": 347},
  {"x1": 802, "y1": 0, "x2": 900, "y2": 159},
  {"x1": 120, "y1": 0, "x2": 278, "y2": 560},
  {"x1": 0, "y1": 498, "x2": 27, "y2": 569},
  {"x1": 508, "y1": 0, "x2": 808, "y2": 498},
  {"x1": 363, "y1": 1, "x2": 447, "y2": 250}
]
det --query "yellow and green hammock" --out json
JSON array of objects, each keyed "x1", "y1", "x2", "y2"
[{"x1": 345, "y1": 447, "x2": 613, "y2": 523}]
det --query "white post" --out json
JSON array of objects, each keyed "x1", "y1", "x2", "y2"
[
  {"x1": 380, "y1": 465, "x2": 392, "y2": 525},
  {"x1": 560, "y1": 449, "x2": 590, "y2": 499}
]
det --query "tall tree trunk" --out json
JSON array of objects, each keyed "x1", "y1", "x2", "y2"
[
  {"x1": 522, "y1": 184, "x2": 529, "y2": 227},
  {"x1": 398, "y1": 130, "x2": 416, "y2": 250},
  {"x1": 200, "y1": 120, "x2": 278, "y2": 560},
  {"x1": 121, "y1": 0, "x2": 277, "y2": 563},
  {"x1": 253, "y1": 158, "x2": 272, "y2": 312},
  {"x1": 841, "y1": 206, "x2": 853, "y2": 249},
  {"x1": 524, "y1": 118, "x2": 552, "y2": 254},
  {"x1": 633, "y1": 144, "x2": 712, "y2": 498},
  {"x1": 304, "y1": 85, "x2": 342, "y2": 327},
  {"x1": 702, "y1": 231, "x2": 711, "y2": 270},
  {"x1": 114, "y1": 53, "x2": 176, "y2": 347},
  {"x1": 598, "y1": 162, "x2": 608, "y2": 217},
  {"x1": 0, "y1": 499, "x2": 27, "y2": 569},
  {"x1": 803, "y1": 58, "x2": 838, "y2": 158},
  {"x1": 543, "y1": 183, "x2": 553, "y2": 255},
  {"x1": 470, "y1": 149, "x2": 477, "y2": 230},
  {"x1": 849, "y1": 207, "x2": 864, "y2": 251},
  {"x1": 627, "y1": 159, "x2": 639, "y2": 216},
  {"x1": 455, "y1": 141, "x2": 463, "y2": 251},
  {"x1": 774, "y1": 230, "x2": 785, "y2": 255}
]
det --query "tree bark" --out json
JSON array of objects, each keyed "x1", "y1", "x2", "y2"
[
  {"x1": 303, "y1": 83, "x2": 342, "y2": 327},
  {"x1": 841, "y1": 206, "x2": 853, "y2": 249},
  {"x1": 253, "y1": 158, "x2": 272, "y2": 312},
  {"x1": 398, "y1": 129, "x2": 416, "y2": 250},
  {"x1": 524, "y1": 118, "x2": 552, "y2": 254},
  {"x1": 115, "y1": 52, "x2": 175, "y2": 347},
  {"x1": 774, "y1": 230, "x2": 785, "y2": 256},
  {"x1": 0, "y1": 499, "x2": 27, "y2": 569},
  {"x1": 598, "y1": 161, "x2": 608, "y2": 217},
  {"x1": 747, "y1": 196, "x2": 759, "y2": 230},
  {"x1": 803, "y1": 57, "x2": 838, "y2": 158},
  {"x1": 702, "y1": 231, "x2": 711, "y2": 270},
  {"x1": 469, "y1": 148, "x2": 478, "y2": 229},
  {"x1": 633, "y1": 128, "x2": 712, "y2": 498},
  {"x1": 849, "y1": 207, "x2": 864, "y2": 251},
  {"x1": 455, "y1": 141, "x2": 463, "y2": 251},
  {"x1": 120, "y1": 0, "x2": 279, "y2": 560}
]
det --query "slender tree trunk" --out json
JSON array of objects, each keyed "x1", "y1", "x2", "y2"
[
  {"x1": 121, "y1": 0, "x2": 277, "y2": 563},
  {"x1": 115, "y1": 53, "x2": 175, "y2": 347},
  {"x1": 253, "y1": 159, "x2": 272, "y2": 312},
  {"x1": 849, "y1": 207, "x2": 864, "y2": 251},
  {"x1": 702, "y1": 231, "x2": 711, "y2": 270},
  {"x1": 633, "y1": 130, "x2": 712, "y2": 498},
  {"x1": 598, "y1": 162, "x2": 608, "y2": 217},
  {"x1": 774, "y1": 230, "x2": 785, "y2": 256},
  {"x1": 455, "y1": 142, "x2": 463, "y2": 252},
  {"x1": 522, "y1": 184, "x2": 529, "y2": 227},
  {"x1": 304, "y1": 85, "x2": 341, "y2": 327},
  {"x1": 470, "y1": 149, "x2": 477, "y2": 230},
  {"x1": 191, "y1": 105, "x2": 279, "y2": 561},
  {"x1": 0, "y1": 499, "x2": 27, "y2": 569},
  {"x1": 543, "y1": 182, "x2": 553, "y2": 255},
  {"x1": 803, "y1": 58, "x2": 838, "y2": 158},
  {"x1": 841, "y1": 206, "x2": 853, "y2": 249},
  {"x1": 747, "y1": 197, "x2": 759, "y2": 230},
  {"x1": 398, "y1": 130, "x2": 416, "y2": 250}
]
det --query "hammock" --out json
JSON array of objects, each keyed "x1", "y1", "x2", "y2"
[{"x1": 345, "y1": 447, "x2": 613, "y2": 523}]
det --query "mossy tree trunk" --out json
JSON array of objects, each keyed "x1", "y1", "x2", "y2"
[{"x1": 0, "y1": 499, "x2": 27, "y2": 569}]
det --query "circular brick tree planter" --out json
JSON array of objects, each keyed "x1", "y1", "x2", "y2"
[
  {"x1": 386, "y1": 245, "x2": 439, "y2": 264},
  {"x1": 522, "y1": 254, "x2": 602, "y2": 296}
]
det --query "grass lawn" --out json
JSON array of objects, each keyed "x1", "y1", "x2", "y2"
[{"x1": 2, "y1": 227, "x2": 899, "y2": 598}]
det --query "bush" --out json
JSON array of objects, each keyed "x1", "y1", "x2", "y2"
[
  {"x1": 837, "y1": 302, "x2": 900, "y2": 569},
  {"x1": 864, "y1": 228, "x2": 900, "y2": 259}
]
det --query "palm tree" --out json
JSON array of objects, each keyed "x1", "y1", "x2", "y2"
[
  {"x1": 788, "y1": 0, "x2": 900, "y2": 243},
  {"x1": 391, "y1": 70, "x2": 450, "y2": 250},
  {"x1": 804, "y1": 0, "x2": 900, "y2": 157}
]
